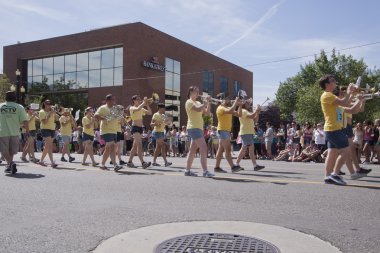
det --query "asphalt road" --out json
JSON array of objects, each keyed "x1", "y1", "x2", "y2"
[{"x1": 0, "y1": 153, "x2": 379, "y2": 253}]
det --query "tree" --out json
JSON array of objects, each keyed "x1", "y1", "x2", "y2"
[
  {"x1": 275, "y1": 50, "x2": 380, "y2": 122},
  {"x1": 0, "y1": 74, "x2": 10, "y2": 102}
]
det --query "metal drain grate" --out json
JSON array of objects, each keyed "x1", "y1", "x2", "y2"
[{"x1": 154, "y1": 233, "x2": 280, "y2": 253}]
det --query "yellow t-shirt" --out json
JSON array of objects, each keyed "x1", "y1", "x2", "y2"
[
  {"x1": 82, "y1": 116, "x2": 94, "y2": 136},
  {"x1": 95, "y1": 105, "x2": 119, "y2": 134},
  {"x1": 60, "y1": 116, "x2": 73, "y2": 136},
  {"x1": 216, "y1": 105, "x2": 232, "y2": 131},
  {"x1": 185, "y1": 99, "x2": 203, "y2": 130},
  {"x1": 239, "y1": 109, "x2": 254, "y2": 135},
  {"x1": 28, "y1": 115, "x2": 36, "y2": 131},
  {"x1": 342, "y1": 110, "x2": 352, "y2": 128},
  {"x1": 39, "y1": 109, "x2": 56, "y2": 130},
  {"x1": 130, "y1": 106, "x2": 147, "y2": 121},
  {"x1": 152, "y1": 112, "x2": 165, "y2": 132},
  {"x1": 320, "y1": 92, "x2": 343, "y2": 131}
]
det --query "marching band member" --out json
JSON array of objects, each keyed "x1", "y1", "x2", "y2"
[
  {"x1": 94, "y1": 94, "x2": 123, "y2": 171},
  {"x1": 21, "y1": 106, "x2": 39, "y2": 163},
  {"x1": 127, "y1": 95, "x2": 152, "y2": 169},
  {"x1": 81, "y1": 107, "x2": 98, "y2": 166},
  {"x1": 235, "y1": 101, "x2": 265, "y2": 171},
  {"x1": 38, "y1": 99, "x2": 59, "y2": 168},
  {"x1": 214, "y1": 96, "x2": 243, "y2": 173},
  {"x1": 151, "y1": 103, "x2": 172, "y2": 167},
  {"x1": 59, "y1": 108, "x2": 76, "y2": 162},
  {"x1": 184, "y1": 86, "x2": 214, "y2": 177}
]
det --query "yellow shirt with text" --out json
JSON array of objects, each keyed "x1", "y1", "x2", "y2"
[
  {"x1": 185, "y1": 99, "x2": 203, "y2": 130},
  {"x1": 320, "y1": 92, "x2": 343, "y2": 131}
]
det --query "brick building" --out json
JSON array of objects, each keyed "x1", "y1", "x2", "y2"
[{"x1": 3, "y1": 22, "x2": 252, "y2": 128}]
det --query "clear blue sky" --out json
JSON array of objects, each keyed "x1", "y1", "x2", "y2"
[{"x1": 1, "y1": 0, "x2": 379, "y2": 104}]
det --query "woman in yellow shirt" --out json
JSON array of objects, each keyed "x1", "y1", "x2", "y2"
[
  {"x1": 59, "y1": 108, "x2": 76, "y2": 162},
  {"x1": 184, "y1": 86, "x2": 214, "y2": 177},
  {"x1": 81, "y1": 107, "x2": 98, "y2": 166},
  {"x1": 21, "y1": 106, "x2": 39, "y2": 163},
  {"x1": 38, "y1": 99, "x2": 59, "y2": 168},
  {"x1": 236, "y1": 102, "x2": 265, "y2": 171}
]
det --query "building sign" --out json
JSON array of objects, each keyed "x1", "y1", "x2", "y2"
[{"x1": 142, "y1": 57, "x2": 166, "y2": 72}]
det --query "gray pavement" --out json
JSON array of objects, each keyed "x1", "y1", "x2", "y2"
[{"x1": 0, "y1": 152, "x2": 379, "y2": 253}]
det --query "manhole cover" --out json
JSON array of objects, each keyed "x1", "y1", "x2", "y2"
[{"x1": 154, "y1": 233, "x2": 280, "y2": 253}]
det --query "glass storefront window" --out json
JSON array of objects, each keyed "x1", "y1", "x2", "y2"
[
  {"x1": 114, "y1": 67, "x2": 122, "y2": 86},
  {"x1": 54, "y1": 56, "x2": 64, "y2": 74},
  {"x1": 101, "y1": 48, "x2": 114, "y2": 69},
  {"x1": 43, "y1": 57, "x2": 54, "y2": 75},
  {"x1": 173, "y1": 74, "x2": 180, "y2": 92},
  {"x1": 173, "y1": 60, "x2": 180, "y2": 74},
  {"x1": 65, "y1": 72, "x2": 76, "y2": 86},
  {"x1": 77, "y1": 71, "x2": 89, "y2": 88},
  {"x1": 27, "y1": 61, "x2": 33, "y2": 77},
  {"x1": 114, "y1": 47, "x2": 123, "y2": 67},
  {"x1": 89, "y1": 70, "x2": 100, "y2": 88},
  {"x1": 33, "y1": 59, "x2": 42, "y2": 76},
  {"x1": 65, "y1": 54, "x2": 76, "y2": 73},
  {"x1": 89, "y1": 51, "x2": 101, "y2": 70},
  {"x1": 101, "y1": 68, "x2": 114, "y2": 87},
  {"x1": 77, "y1": 52, "x2": 88, "y2": 72}
]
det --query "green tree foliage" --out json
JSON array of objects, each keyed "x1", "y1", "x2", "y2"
[
  {"x1": 275, "y1": 50, "x2": 380, "y2": 122},
  {"x1": 0, "y1": 74, "x2": 10, "y2": 102}
]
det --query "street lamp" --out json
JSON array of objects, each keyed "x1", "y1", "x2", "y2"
[
  {"x1": 15, "y1": 69, "x2": 21, "y2": 103},
  {"x1": 10, "y1": 84, "x2": 16, "y2": 91}
]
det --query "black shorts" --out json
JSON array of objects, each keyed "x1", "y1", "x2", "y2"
[
  {"x1": 41, "y1": 129, "x2": 55, "y2": 138},
  {"x1": 117, "y1": 132, "x2": 124, "y2": 142},
  {"x1": 82, "y1": 133, "x2": 94, "y2": 142},
  {"x1": 131, "y1": 126, "x2": 143, "y2": 135},
  {"x1": 344, "y1": 125, "x2": 354, "y2": 138}
]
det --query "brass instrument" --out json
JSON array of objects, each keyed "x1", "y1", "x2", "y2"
[
  {"x1": 105, "y1": 105, "x2": 125, "y2": 121},
  {"x1": 362, "y1": 91, "x2": 380, "y2": 101},
  {"x1": 252, "y1": 97, "x2": 270, "y2": 111},
  {"x1": 145, "y1": 92, "x2": 160, "y2": 105},
  {"x1": 198, "y1": 94, "x2": 222, "y2": 105}
]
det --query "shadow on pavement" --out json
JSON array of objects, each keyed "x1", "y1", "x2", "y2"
[
  {"x1": 147, "y1": 167, "x2": 183, "y2": 173},
  {"x1": 5, "y1": 173, "x2": 45, "y2": 179},
  {"x1": 346, "y1": 184, "x2": 380, "y2": 190},
  {"x1": 260, "y1": 170, "x2": 304, "y2": 175},
  {"x1": 115, "y1": 170, "x2": 161, "y2": 176},
  {"x1": 236, "y1": 172, "x2": 305, "y2": 180},
  {"x1": 212, "y1": 177, "x2": 262, "y2": 183}
]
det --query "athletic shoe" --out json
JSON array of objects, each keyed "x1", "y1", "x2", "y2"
[
  {"x1": 119, "y1": 160, "x2": 127, "y2": 165},
  {"x1": 338, "y1": 171, "x2": 346, "y2": 176},
  {"x1": 164, "y1": 162, "x2": 172, "y2": 167},
  {"x1": 114, "y1": 165, "x2": 123, "y2": 172},
  {"x1": 214, "y1": 167, "x2": 228, "y2": 173},
  {"x1": 126, "y1": 162, "x2": 136, "y2": 168},
  {"x1": 328, "y1": 174, "x2": 347, "y2": 185},
  {"x1": 10, "y1": 162, "x2": 17, "y2": 174},
  {"x1": 69, "y1": 157, "x2": 75, "y2": 162},
  {"x1": 20, "y1": 156, "x2": 29, "y2": 162},
  {"x1": 4, "y1": 166, "x2": 11, "y2": 174},
  {"x1": 61, "y1": 157, "x2": 67, "y2": 162},
  {"x1": 359, "y1": 168, "x2": 372, "y2": 174},
  {"x1": 92, "y1": 162, "x2": 99, "y2": 166},
  {"x1": 51, "y1": 163, "x2": 58, "y2": 168},
  {"x1": 324, "y1": 178, "x2": 335, "y2": 184},
  {"x1": 142, "y1": 162, "x2": 151, "y2": 169},
  {"x1": 350, "y1": 172, "x2": 366, "y2": 180},
  {"x1": 184, "y1": 170, "x2": 198, "y2": 177},
  {"x1": 152, "y1": 162, "x2": 161, "y2": 166},
  {"x1": 203, "y1": 170, "x2": 215, "y2": 178},
  {"x1": 31, "y1": 158, "x2": 39, "y2": 163},
  {"x1": 38, "y1": 161, "x2": 48, "y2": 167},
  {"x1": 231, "y1": 165, "x2": 242, "y2": 173},
  {"x1": 253, "y1": 165, "x2": 265, "y2": 171}
]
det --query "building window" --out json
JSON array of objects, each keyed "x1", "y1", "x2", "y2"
[
  {"x1": 27, "y1": 47, "x2": 123, "y2": 92},
  {"x1": 202, "y1": 71, "x2": 214, "y2": 96},
  {"x1": 165, "y1": 57, "x2": 181, "y2": 127},
  {"x1": 234, "y1": 80, "x2": 242, "y2": 97},
  {"x1": 220, "y1": 77, "x2": 228, "y2": 96}
]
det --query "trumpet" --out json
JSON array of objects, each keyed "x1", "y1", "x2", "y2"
[
  {"x1": 198, "y1": 95, "x2": 223, "y2": 105},
  {"x1": 144, "y1": 92, "x2": 160, "y2": 105},
  {"x1": 361, "y1": 91, "x2": 380, "y2": 101}
]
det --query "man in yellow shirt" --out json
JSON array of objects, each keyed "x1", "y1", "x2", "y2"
[
  {"x1": 59, "y1": 108, "x2": 76, "y2": 162},
  {"x1": 94, "y1": 94, "x2": 123, "y2": 171},
  {"x1": 214, "y1": 97, "x2": 242, "y2": 173},
  {"x1": 151, "y1": 103, "x2": 172, "y2": 167},
  {"x1": 319, "y1": 74, "x2": 364, "y2": 185}
]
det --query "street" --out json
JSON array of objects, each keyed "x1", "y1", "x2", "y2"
[{"x1": 0, "y1": 153, "x2": 379, "y2": 253}]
